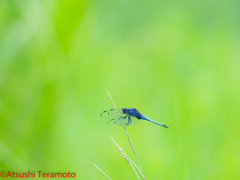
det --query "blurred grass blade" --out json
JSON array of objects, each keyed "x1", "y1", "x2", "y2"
[
  {"x1": 111, "y1": 136, "x2": 145, "y2": 180},
  {"x1": 93, "y1": 163, "x2": 111, "y2": 180}
]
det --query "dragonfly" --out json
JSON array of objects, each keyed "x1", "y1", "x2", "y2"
[{"x1": 100, "y1": 107, "x2": 169, "y2": 128}]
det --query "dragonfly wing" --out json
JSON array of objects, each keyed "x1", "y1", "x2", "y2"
[
  {"x1": 114, "y1": 115, "x2": 140, "y2": 126},
  {"x1": 100, "y1": 109, "x2": 125, "y2": 119},
  {"x1": 128, "y1": 116, "x2": 140, "y2": 125},
  {"x1": 107, "y1": 118, "x2": 119, "y2": 125},
  {"x1": 108, "y1": 109, "x2": 125, "y2": 118},
  {"x1": 113, "y1": 117, "x2": 129, "y2": 126}
]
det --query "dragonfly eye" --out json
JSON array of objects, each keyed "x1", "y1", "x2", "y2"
[{"x1": 122, "y1": 107, "x2": 128, "y2": 113}]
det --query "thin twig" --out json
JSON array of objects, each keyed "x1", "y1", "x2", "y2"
[
  {"x1": 111, "y1": 136, "x2": 145, "y2": 179},
  {"x1": 106, "y1": 91, "x2": 145, "y2": 180},
  {"x1": 93, "y1": 163, "x2": 111, "y2": 180},
  {"x1": 111, "y1": 137, "x2": 140, "y2": 179}
]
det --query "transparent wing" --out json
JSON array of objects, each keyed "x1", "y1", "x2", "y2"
[
  {"x1": 107, "y1": 115, "x2": 128, "y2": 125},
  {"x1": 107, "y1": 118, "x2": 120, "y2": 124},
  {"x1": 114, "y1": 115, "x2": 140, "y2": 126},
  {"x1": 100, "y1": 109, "x2": 125, "y2": 119},
  {"x1": 107, "y1": 118, "x2": 120, "y2": 125}
]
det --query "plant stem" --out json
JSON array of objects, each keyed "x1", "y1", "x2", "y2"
[
  {"x1": 111, "y1": 136, "x2": 145, "y2": 179},
  {"x1": 93, "y1": 163, "x2": 111, "y2": 180},
  {"x1": 106, "y1": 91, "x2": 145, "y2": 179}
]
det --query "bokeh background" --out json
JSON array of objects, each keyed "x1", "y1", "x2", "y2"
[{"x1": 0, "y1": 0, "x2": 240, "y2": 179}]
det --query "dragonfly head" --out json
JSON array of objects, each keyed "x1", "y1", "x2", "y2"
[{"x1": 122, "y1": 107, "x2": 128, "y2": 113}]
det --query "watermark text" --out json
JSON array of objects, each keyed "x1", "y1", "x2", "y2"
[{"x1": 0, "y1": 171, "x2": 76, "y2": 178}]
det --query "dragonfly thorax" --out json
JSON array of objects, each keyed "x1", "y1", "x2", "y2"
[{"x1": 126, "y1": 108, "x2": 141, "y2": 119}]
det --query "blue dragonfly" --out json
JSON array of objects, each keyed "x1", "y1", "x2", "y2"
[{"x1": 100, "y1": 107, "x2": 169, "y2": 128}]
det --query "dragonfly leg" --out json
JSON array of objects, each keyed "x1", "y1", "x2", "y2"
[
  {"x1": 125, "y1": 115, "x2": 132, "y2": 126},
  {"x1": 122, "y1": 114, "x2": 128, "y2": 119},
  {"x1": 123, "y1": 114, "x2": 129, "y2": 126},
  {"x1": 129, "y1": 116, "x2": 132, "y2": 125}
]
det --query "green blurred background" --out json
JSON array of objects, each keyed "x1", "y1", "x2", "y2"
[{"x1": 0, "y1": 0, "x2": 240, "y2": 179}]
